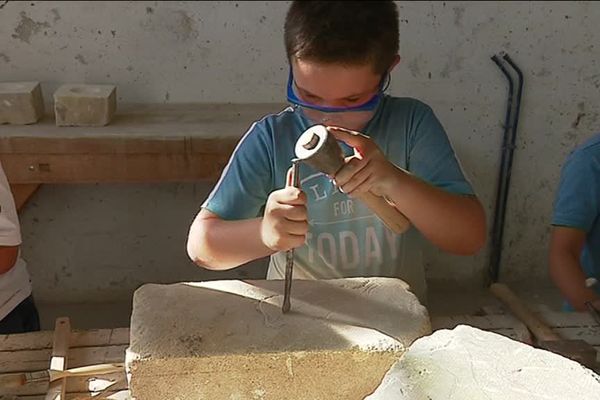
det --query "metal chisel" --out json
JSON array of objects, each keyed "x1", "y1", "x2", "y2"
[{"x1": 282, "y1": 159, "x2": 300, "y2": 314}]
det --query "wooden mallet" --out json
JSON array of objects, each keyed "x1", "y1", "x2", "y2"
[
  {"x1": 294, "y1": 125, "x2": 411, "y2": 234},
  {"x1": 490, "y1": 283, "x2": 598, "y2": 369}
]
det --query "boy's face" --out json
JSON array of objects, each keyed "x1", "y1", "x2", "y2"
[{"x1": 290, "y1": 57, "x2": 399, "y2": 130}]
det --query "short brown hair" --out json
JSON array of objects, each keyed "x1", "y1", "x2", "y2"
[{"x1": 284, "y1": 1, "x2": 399, "y2": 74}]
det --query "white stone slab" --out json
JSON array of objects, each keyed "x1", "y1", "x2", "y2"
[{"x1": 367, "y1": 324, "x2": 600, "y2": 400}]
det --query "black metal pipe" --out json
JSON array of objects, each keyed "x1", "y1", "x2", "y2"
[
  {"x1": 503, "y1": 54, "x2": 524, "y2": 150},
  {"x1": 489, "y1": 53, "x2": 523, "y2": 283},
  {"x1": 489, "y1": 54, "x2": 513, "y2": 283}
]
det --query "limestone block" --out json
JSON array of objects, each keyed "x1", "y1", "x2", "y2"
[
  {"x1": 53, "y1": 84, "x2": 116, "y2": 126},
  {"x1": 0, "y1": 82, "x2": 44, "y2": 125},
  {"x1": 126, "y1": 278, "x2": 431, "y2": 400},
  {"x1": 367, "y1": 325, "x2": 600, "y2": 400}
]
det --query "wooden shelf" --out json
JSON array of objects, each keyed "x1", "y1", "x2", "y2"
[{"x1": 0, "y1": 103, "x2": 286, "y2": 184}]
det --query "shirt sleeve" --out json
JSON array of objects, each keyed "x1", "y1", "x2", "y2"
[
  {"x1": 0, "y1": 162, "x2": 22, "y2": 246},
  {"x1": 407, "y1": 103, "x2": 475, "y2": 195},
  {"x1": 202, "y1": 121, "x2": 274, "y2": 220},
  {"x1": 552, "y1": 150, "x2": 599, "y2": 232}
]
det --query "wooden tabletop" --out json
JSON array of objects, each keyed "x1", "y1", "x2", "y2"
[{"x1": 0, "y1": 103, "x2": 286, "y2": 184}]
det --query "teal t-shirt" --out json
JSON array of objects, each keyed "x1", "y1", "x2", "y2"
[
  {"x1": 203, "y1": 96, "x2": 475, "y2": 302},
  {"x1": 552, "y1": 132, "x2": 600, "y2": 310}
]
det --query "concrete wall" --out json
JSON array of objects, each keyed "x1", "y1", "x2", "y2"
[{"x1": 1, "y1": 2, "x2": 599, "y2": 315}]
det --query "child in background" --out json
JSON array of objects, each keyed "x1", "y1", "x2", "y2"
[{"x1": 0, "y1": 161, "x2": 39, "y2": 334}]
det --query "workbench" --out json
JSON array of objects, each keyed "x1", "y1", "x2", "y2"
[
  {"x1": 1, "y1": 308, "x2": 598, "y2": 399},
  {"x1": 0, "y1": 103, "x2": 285, "y2": 209}
]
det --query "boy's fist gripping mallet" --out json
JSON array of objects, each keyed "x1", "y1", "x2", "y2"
[{"x1": 294, "y1": 125, "x2": 411, "y2": 234}]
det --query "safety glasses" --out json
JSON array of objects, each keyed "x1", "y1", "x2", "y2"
[{"x1": 286, "y1": 68, "x2": 390, "y2": 114}]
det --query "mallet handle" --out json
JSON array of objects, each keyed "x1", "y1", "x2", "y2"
[
  {"x1": 490, "y1": 283, "x2": 560, "y2": 342},
  {"x1": 356, "y1": 192, "x2": 411, "y2": 234}
]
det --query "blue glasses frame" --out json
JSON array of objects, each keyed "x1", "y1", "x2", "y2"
[{"x1": 286, "y1": 69, "x2": 390, "y2": 113}]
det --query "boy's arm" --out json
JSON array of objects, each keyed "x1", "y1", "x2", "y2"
[
  {"x1": 187, "y1": 209, "x2": 273, "y2": 270},
  {"x1": 330, "y1": 127, "x2": 486, "y2": 255},
  {"x1": 187, "y1": 186, "x2": 308, "y2": 270},
  {"x1": 0, "y1": 246, "x2": 19, "y2": 274},
  {"x1": 549, "y1": 226, "x2": 598, "y2": 311},
  {"x1": 383, "y1": 169, "x2": 486, "y2": 255}
]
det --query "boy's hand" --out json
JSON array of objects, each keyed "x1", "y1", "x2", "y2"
[
  {"x1": 261, "y1": 183, "x2": 308, "y2": 252},
  {"x1": 328, "y1": 126, "x2": 400, "y2": 198}
]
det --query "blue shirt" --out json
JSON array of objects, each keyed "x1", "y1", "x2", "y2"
[
  {"x1": 203, "y1": 96, "x2": 475, "y2": 302},
  {"x1": 552, "y1": 133, "x2": 600, "y2": 307}
]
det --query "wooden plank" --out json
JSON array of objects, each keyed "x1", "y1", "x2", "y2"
[
  {"x1": 0, "y1": 345, "x2": 127, "y2": 373},
  {"x1": 9, "y1": 372, "x2": 128, "y2": 397},
  {"x1": 0, "y1": 136, "x2": 188, "y2": 155},
  {"x1": 0, "y1": 328, "x2": 129, "y2": 352},
  {"x1": 0, "y1": 135, "x2": 238, "y2": 156},
  {"x1": 552, "y1": 327, "x2": 600, "y2": 346},
  {"x1": 0, "y1": 330, "x2": 53, "y2": 351},
  {"x1": 19, "y1": 389, "x2": 130, "y2": 400},
  {"x1": 479, "y1": 305, "x2": 599, "y2": 329},
  {"x1": 46, "y1": 317, "x2": 71, "y2": 400},
  {"x1": 2, "y1": 153, "x2": 230, "y2": 184},
  {"x1": 0, "y1": 103, "x2": 284, "y2": 183},
  {"x1": 536, "y1": 310, "x2": 599, "y2": 328},
  {"x1": 189, "y1": 137, "x2": 239, "y2": 155},
  {"x1": 10, "y1": 183, "x2": 41, "y2": 212},
  {"x1": 1, "y1": 327, "x2": 130, "y2": 398},
  {"x1": 74, "y1": 391, "x2": 129, "y2": 400},
  {"x1": 0, "y1": 103, "x2": 284, "y2": 142},
  {"x1": 484, "y1": 304, "x2": 598, "y2": 326}
]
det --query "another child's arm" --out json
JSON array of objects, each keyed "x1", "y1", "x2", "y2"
[
  {"x1": 549, "y1": 226, "x2": 598, "y2": 311},
  {"x1": 549, "y1": 145, "x2": 600, "y2": 310},
  {"x1": 0, "y1": 175, "x2": 22, "y2": 274}
]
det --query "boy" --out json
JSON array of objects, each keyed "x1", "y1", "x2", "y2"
[
  {"x1": 187, "y1": 1, "x2": 486, "y2": 302},
  {"x1": 549, "y1": 132, "x2": 600, "y2": 311},
  {"x1": 0, "y1": 161, "x2": 39, "y2": 334}
]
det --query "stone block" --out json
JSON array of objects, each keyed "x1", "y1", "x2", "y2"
[
  {"x1": 0, "y1": 82, "x2": 44, "y2": 125},
  {"x1": 53, "y1": 84, "x2": 116, "y2": 126},
  {"x1": 367, "y1": 325, "x2": 600, "y2": 400},
  {"x1": 126, "y1": 278, "x2": 431, "y2": 400}
]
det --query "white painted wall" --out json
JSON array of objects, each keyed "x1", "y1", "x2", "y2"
[{"x1": 1, "y1": 2, "x2": 599, "y2": 315}]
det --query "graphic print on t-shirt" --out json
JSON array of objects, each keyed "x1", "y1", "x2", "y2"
[{"x1": 297, "y1": 170, "x2": 401, "y2": 278}]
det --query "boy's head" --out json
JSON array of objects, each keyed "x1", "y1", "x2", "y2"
[
  {"x1": 284, "y1": 1, "x2": 400, "y2": 129},
  {"x1": 284, "y1": 1, "x2": 399, "y2": 74}
]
